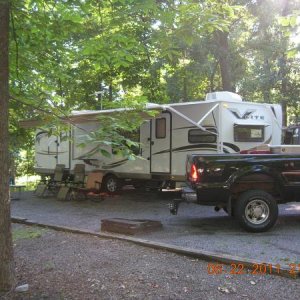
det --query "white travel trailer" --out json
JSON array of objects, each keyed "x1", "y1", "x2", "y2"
[{"x1": 34, "y1": 91, "x2": 282, "y2": 192}]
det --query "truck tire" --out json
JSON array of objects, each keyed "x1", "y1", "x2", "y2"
[
  {"x1": 236, "y1": 190, "x2": 278, "y2": 233},
  {"x1": 102, "y1": 175, "x2": 120, "y2": 193}
]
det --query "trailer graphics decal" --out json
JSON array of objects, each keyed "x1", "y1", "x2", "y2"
[
  {"x1": 36, "y1": 151, "x2": 67, "y2": 155},
  {"x1": 228, "y1": 108, "x2": 265, "y2": 120},
  {"x1": 75, "y1": 145, "x2": 100, "y2": 160},
  {"x1": 102, "y1": 159, "x2": 128, "y2": 169},
  {"x1": 229, "y1": 108, "x2": 255, "y2": 119},
  {"x1": 153, "y1": 143, "x2": 240, "y2": 155},
  {"x1": 35, "y1": 131, "x2": 49, "y2": 144}
]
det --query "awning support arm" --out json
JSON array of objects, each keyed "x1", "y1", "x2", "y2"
[
  {"x1": 197, "y1": 103, "x2": 219, "y2": 126},
  {"x1": 162, "y1": 105, "x2": 218, "y2": 135}
]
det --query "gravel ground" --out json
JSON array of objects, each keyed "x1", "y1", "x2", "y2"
[
  {"x1": 1, "y1": 224, "x2": 300, "y2": 300},
  {"x1": 11, "y1": 190, "x2": 300, "y2": 265}
]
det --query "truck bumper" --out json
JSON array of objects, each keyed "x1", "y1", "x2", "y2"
[{"x1": 181, "y1": 186, "x2": 197, "y2": 202}]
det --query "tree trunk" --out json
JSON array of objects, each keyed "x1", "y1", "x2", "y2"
[
  {"x1": 279, "y1": 2, "x2": 289, "y2": 127},
  {"x1": 262, "y1": 57, "x2": 271, "y2": 103},
  {"x1": 215, "y1": 30, "x2": 234, "y2": 92},
  {"x1": 0, "y1": 0, "x2": 15, "y2": 292},
  {"x1": 183, "y1": 70, "x2": 188, "y2": 102},
  {"x1": 109, "y1": 83, "x2": 113, "y2": 102},
  {"x1": 280, "y1": 63, "x2": 288, "y2": 127}
]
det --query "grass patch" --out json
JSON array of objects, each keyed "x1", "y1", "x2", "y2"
[
  {"x1": 13, "y1": 227, "x2": 46, "y2": 241},
  {"x1": 43, "y1": 261, "x2": 55, "y2": 271},
  {"x1": 23, "y1": 181, "x2": 39, "y2": 191}
]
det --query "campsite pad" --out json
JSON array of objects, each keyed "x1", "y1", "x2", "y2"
[
  {"x1": 101, "y1": 218, "x2": 163, "y2": 235},
  {"x1": 11, "y1": 190, "x2": 300, "y2": 265}
]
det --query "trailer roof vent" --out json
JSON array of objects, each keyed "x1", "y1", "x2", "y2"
[{"x1": 205, "y1": 91, "x2": 243, "y2": 102}]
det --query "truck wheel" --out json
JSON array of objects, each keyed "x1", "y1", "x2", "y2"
[
  {"x1": 102, "y1": 175, "x2": 120, "y2": 193},
  {"x1": 236, "y1": 190, "x2": 278, "y2": 233}
]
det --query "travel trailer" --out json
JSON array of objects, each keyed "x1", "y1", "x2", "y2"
[{"x1": 34, "y1": 91, "x2": 282, "y2": 192}]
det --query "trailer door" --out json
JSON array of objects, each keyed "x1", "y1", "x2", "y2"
[{"x1": 150, "y1": 112, "x2": 171, "y2": 173}]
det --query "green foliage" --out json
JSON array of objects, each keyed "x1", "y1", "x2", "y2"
[
  {"x1": 7, "y1": 0, "x2": 300, "y2": 170},
  {"x1": 12, "y1": 227, "x2": 45, "y2": 241},
  {"x1": 236, "y1": 0, "x2": 300, "y2": 113},
  {"x1": 76, "y1": 99, "x2": 158, "y2": 159},
  {"x1": 14, "y1": 149, "x2": 35, "y2": 177}
]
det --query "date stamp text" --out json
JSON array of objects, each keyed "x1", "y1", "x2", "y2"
[{"x1": 207, "y1": 263, "x2": 300, "y2": 276}]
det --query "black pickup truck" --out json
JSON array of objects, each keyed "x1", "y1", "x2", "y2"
[{"x1": 180, "y1": 153, "x2": 300, "y2": 232}]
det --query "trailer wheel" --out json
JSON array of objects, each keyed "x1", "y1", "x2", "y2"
[
  {"x1": 236, "y1": 190, "x2": 278, "y2": 233},
  {"x1": 102, "y1": 175, "x2": 120, "y2": 193}
]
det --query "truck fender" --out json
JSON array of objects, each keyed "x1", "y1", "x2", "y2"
[{"x1": 225, "y1": 165, "x2": 283, "y2": 192}]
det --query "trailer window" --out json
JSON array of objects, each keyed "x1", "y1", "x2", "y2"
[
  {"x1": 188, "y1": 129, "x2": 217, "y2": 143},
  {"x1": 156, "y1": 118, "x2": 166, "y2": 139},
  {"x1": 234, "y1": 125, "x2": 264, "y2": 142}
]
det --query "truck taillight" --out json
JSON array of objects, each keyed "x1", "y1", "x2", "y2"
[{"x1": 189, "y1": 163, "x2": 199, "y2": 182}]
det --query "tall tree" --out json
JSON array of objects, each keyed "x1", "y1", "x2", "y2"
[
  {"x1": 238, "y1": 0, "x2": 300, "y2": 124},
  {"x1": 214, "y1": 30, "x2": 234, "y2": 91},
  {"x1": 6, "y1": 0, "x2": 300, "y2": 167},
  {"x1": 0, "y1": 0, "x2": 15, "y2": 292}
]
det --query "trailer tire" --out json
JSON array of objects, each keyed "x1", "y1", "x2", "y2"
[
  {"x1": 236, "y1": 190, "x2": 278, "y2": 233},
  {"x1": 102, "y1": 175, "x2": 120, "y2": 193}
]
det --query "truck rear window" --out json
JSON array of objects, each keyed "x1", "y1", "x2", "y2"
[{"x1": 234, "y1": 125, "x2": 264, "y2": 142}]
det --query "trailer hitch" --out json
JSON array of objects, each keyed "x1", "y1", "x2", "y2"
[{"x1": 169, "y1": 199, "x2": 182, "y2": 215}]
